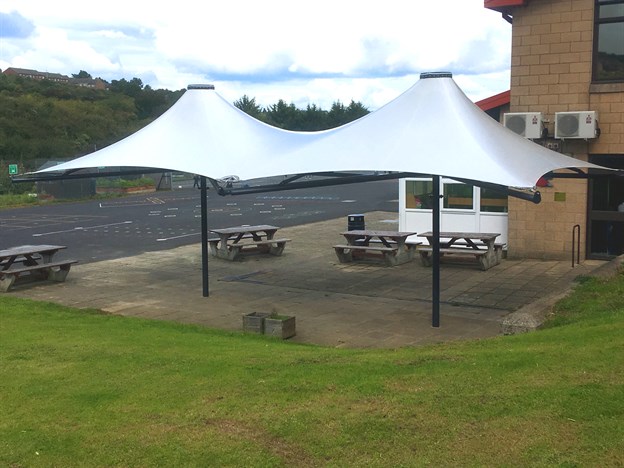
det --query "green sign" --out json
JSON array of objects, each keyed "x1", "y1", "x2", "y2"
[{"x1": 8, "y1": 164, "x2": 18, "y2": 175}]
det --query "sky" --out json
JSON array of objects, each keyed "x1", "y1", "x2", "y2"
[{"x1": 0, "y1": 0, "x2": 512, "y2": 111}]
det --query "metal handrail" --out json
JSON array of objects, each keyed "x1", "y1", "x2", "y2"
[{"x1": 572, "y1": 224, "x2": 581, "y2": 267}]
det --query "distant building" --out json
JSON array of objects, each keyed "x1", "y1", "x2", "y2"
[
  {"x1": 3, "y1": 67, "x2": 70, "y2": 83},
  {"x1": 70, "y1": 77, "x2": 108, "y2": 90},
  {"x1": 2, "y1": 67, "x2": 108, "y2": 89}
]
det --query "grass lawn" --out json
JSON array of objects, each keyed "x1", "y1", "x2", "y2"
[{"x1": 1, "y1": 271, "x2": 623, "y2": 467}]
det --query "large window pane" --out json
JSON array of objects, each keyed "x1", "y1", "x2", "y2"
[
  {"x1": 594, "y1": 1, "x2": 624, "y2": 81},
  {"x1": 480, "y1": 188, "x2": 508, "y2": 213},
  {"x1": 599, "y1": 4, "x2": 624, "y2": 18},
  {"x1": 590, "y1": 154, "x2": 624, "y2": 210},
  {"x1": 443, "y1": 183, "x2": 474, "y2": 210},
  {"x1": 405, "y1": 180, "x2": 433, "y2": 209},
  {"x1": 591, "y1": 220, "x2": 624, "y2": 256}
]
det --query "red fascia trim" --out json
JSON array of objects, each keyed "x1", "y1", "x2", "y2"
[
  {"x1": 484, "y1": 0, "x2": 526, "y2": 12},
  {"x1": 476, "y1": 90, "x2": 510, "y2": 111}
]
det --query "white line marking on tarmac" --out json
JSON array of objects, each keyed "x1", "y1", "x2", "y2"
[
  {"x1": 33, "y1": 221, "x2": 133, "y2": 237},
  {"x1": 147, "y1": 197, "x2": 166, "y2": 204},
  {"x1": 156, "y1": 232, "x2": 201, "y2": 241}
]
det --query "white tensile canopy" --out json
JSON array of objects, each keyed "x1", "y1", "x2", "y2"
[
  {"x1": 34, "y1": 73, "x2": 602, "y2": 189},
  {"x1": 26, "y1": 72, "x2": 612, "y2": 328}
]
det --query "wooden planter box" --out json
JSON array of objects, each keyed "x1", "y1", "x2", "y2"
[
  {"x1": 242, "y1": 312, "x2": 271, "y2": 334},
  {"x1": 264, "y1": 315, "x2": 296, "y2": 339}
]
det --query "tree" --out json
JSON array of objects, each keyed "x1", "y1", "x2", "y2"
[
  {"x1": 264, "y1": 100, "x2": 300, "y2": 130},
  {"x1": 301, "y1": 104, "x2": 329, "y2": 131},
  {"x1": 328, "y1": 101, "x2": 347, "y2": 128},
  {"x1": 345, "y1": 100, "x2": 369, "y2": 122},
  {"x1": 109, "y1": 78, "x2": 144, "y2": 98},
  {"x1": 72, "y1": 70, "x2": 92, "y2": 79},
  {"x1": 234, "y1": 95, "x2": 263, "y2": 120}
]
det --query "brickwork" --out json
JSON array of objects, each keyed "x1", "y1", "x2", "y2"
[
  {"x1": 507, "y1": 178, "x2": 588, "y2": 260},
  {"x1": 506, "y1": 0, "x2": 624, "y2": 259}
]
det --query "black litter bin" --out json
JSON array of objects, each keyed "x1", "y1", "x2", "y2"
[
  {"x1": 347, "y1": 214, "x2": 365, "y2": 245},
  {"x1": 347, "y1": 214, "x2": 365, "y2": 231},
  {"x1": 347, "y1": 215, "x2": 366, "y2": 231}
]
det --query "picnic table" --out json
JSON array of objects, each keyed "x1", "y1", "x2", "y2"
[
  {"x1": 208, "y1": 225, "x2": 291, "y2": 261},
  {"x1": 0, "y1": 244, "x2": 78, "y2": 292},
  {"x1": 417, "y1": 231, "x2": 504, "y2": 270},
  {"x1": 334, "y1": 230, "x2": 420, "y2": 266}
]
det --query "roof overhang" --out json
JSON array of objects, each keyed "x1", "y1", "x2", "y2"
[
  {"x1": 476, "y1": 90, "x2": 511, "y2": 112},
  {"x1": 484, "y1": 0, "x2": 526, "y2": 13}
]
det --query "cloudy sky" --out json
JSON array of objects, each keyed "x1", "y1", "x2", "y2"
[{"x1": 0, "y1": 0, "x2": 511, "y2": 110}]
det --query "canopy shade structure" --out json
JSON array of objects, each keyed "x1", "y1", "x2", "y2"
[
  {"x1": 24, "y1": 73, "x2": 608, "y2": 189},
  {"x1": 17, "y1": 72, "x2": 619, "y2": 329}
]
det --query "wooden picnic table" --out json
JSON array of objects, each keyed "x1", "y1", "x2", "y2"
[
  {"x1": 417, "y1": 231, "x2": 503, "y2": 270},
  {"x1": 208, "y1": 225, "x2": 291, "y2": 261},
  {"x1": 0, "y1": 244, "x2": 78, "y2": 292},
  {"x1": 334, "y1": 230, "x2": 419, "y2": 266}
]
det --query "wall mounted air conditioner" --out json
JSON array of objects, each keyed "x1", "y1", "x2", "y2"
[
  {"x1": 503, "y1": 112, "x2": 543, "y2": 139},
  {"x1": 554, "y1": 111, "x2": 599, "y2": 139}
]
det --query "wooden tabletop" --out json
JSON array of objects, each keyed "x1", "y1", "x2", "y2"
[
  {"x1": 0, "y1": 245, "x2": 66, "y2": 258},
  {"x1": 210, "y1": 225, "x2": 279, "y2": 235},
  {"x1": 418, "y1": 232, "x2": 500, "y2": 239},
  {"x1": 341, "y1": 230, "x2": 417, "y2": 237}
]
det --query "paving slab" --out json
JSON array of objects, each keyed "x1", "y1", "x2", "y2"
[{"x1": 7, "y1": 211, "x2": 606, "y2": 348}]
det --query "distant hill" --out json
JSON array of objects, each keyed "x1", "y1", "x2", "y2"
[
  {"x1": 0, "y1": 71, "x2": 369, "y2": 173},
  {"x1": 0, "y1": 73, "x2": 184, "y2": 171}
]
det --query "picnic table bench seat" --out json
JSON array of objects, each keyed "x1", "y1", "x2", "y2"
[
  {"x1": 449, "y1": 241, "x2": 507, "y2": 261},
  {"x1": 333, "y1": 244, "x2": 401, "y2": 267},
  {"x1": 417, "y1": 246, "x2": 495, "y2": 271},
  {"x1": 0, "y1": 259, "x2": 78, "y2": 292},
  {"x1": 209, "y1": 238, "x2": 291, "y2": 260}
]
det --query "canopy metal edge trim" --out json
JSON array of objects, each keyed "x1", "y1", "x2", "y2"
[
  {"x1": 11, "y1": 167, "x2": 173, "y2": 182},
  {"x1": 12, "y1": 168, "x2": 543, "y2": 203}
]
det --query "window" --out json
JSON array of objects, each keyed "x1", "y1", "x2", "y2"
[
  {"x1": 405, "y1": 180, "x2": 433, "y2": 209},
  {"x1": 480, "y1": 187, "x2": 508, "y2": 213},
  {"x1": 443, "y1": 182, "x2": 474, "y2": 210},
  {"x1": 587, "y1": 154, "x2": 624, "y2": 258},
  {"x1": 593, "y1": 0, "x2": 624, "y2": 82}
]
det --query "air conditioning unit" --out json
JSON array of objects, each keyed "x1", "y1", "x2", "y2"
[
  {"x1": 503, "y1": 112, "x2": 543, "y2": 139},
  {"x1": 555, "y1": 111, "x2": 599, "y2": 139}
]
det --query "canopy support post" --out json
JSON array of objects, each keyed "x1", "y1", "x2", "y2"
[
  {"x1": 200, "y1": 176, "x2": 209, "y2": 297},
  {"x1": 432, "y1": 175, "x2": 441, "y2": 328}
]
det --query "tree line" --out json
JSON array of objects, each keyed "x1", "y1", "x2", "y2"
[
  {"x1": 0, "y1": 72, "x2": 370, "y2": 173},
  {"x1": 233, "y1": 95, "x2": 369, "y2": 131}
]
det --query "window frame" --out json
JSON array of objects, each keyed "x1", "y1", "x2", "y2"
[{"x1": 592, "y1": 0, "x2": 624, "y2": 83}]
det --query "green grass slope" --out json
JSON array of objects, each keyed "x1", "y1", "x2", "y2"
[{"x1": 1, "y1": 271, "x2": 622, "y2": 467}]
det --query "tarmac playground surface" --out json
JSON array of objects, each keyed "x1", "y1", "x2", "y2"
[{"x1": 9, "y1": 211, "x2": 607, "y2": 348}]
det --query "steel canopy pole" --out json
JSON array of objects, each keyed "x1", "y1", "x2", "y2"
[
  {"x1": 432, "y1": 175, "x2": 441, "y2": 327},
  {"x1": 200, "y1": 176, "x2": 209, "y2": 297}
]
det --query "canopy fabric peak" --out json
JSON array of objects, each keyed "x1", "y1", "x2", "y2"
[{"x1": 33, "y1": 73, "x2": 605, "y2": 189}]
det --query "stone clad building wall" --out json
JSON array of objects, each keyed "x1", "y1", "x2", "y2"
[{"x1": 506, "y1": 0, "x2": 624, "y2": 259}]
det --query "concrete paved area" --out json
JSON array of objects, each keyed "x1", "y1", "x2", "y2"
[{"x1": 9, "y1": 211, "x2": 606, "y2": 348}]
